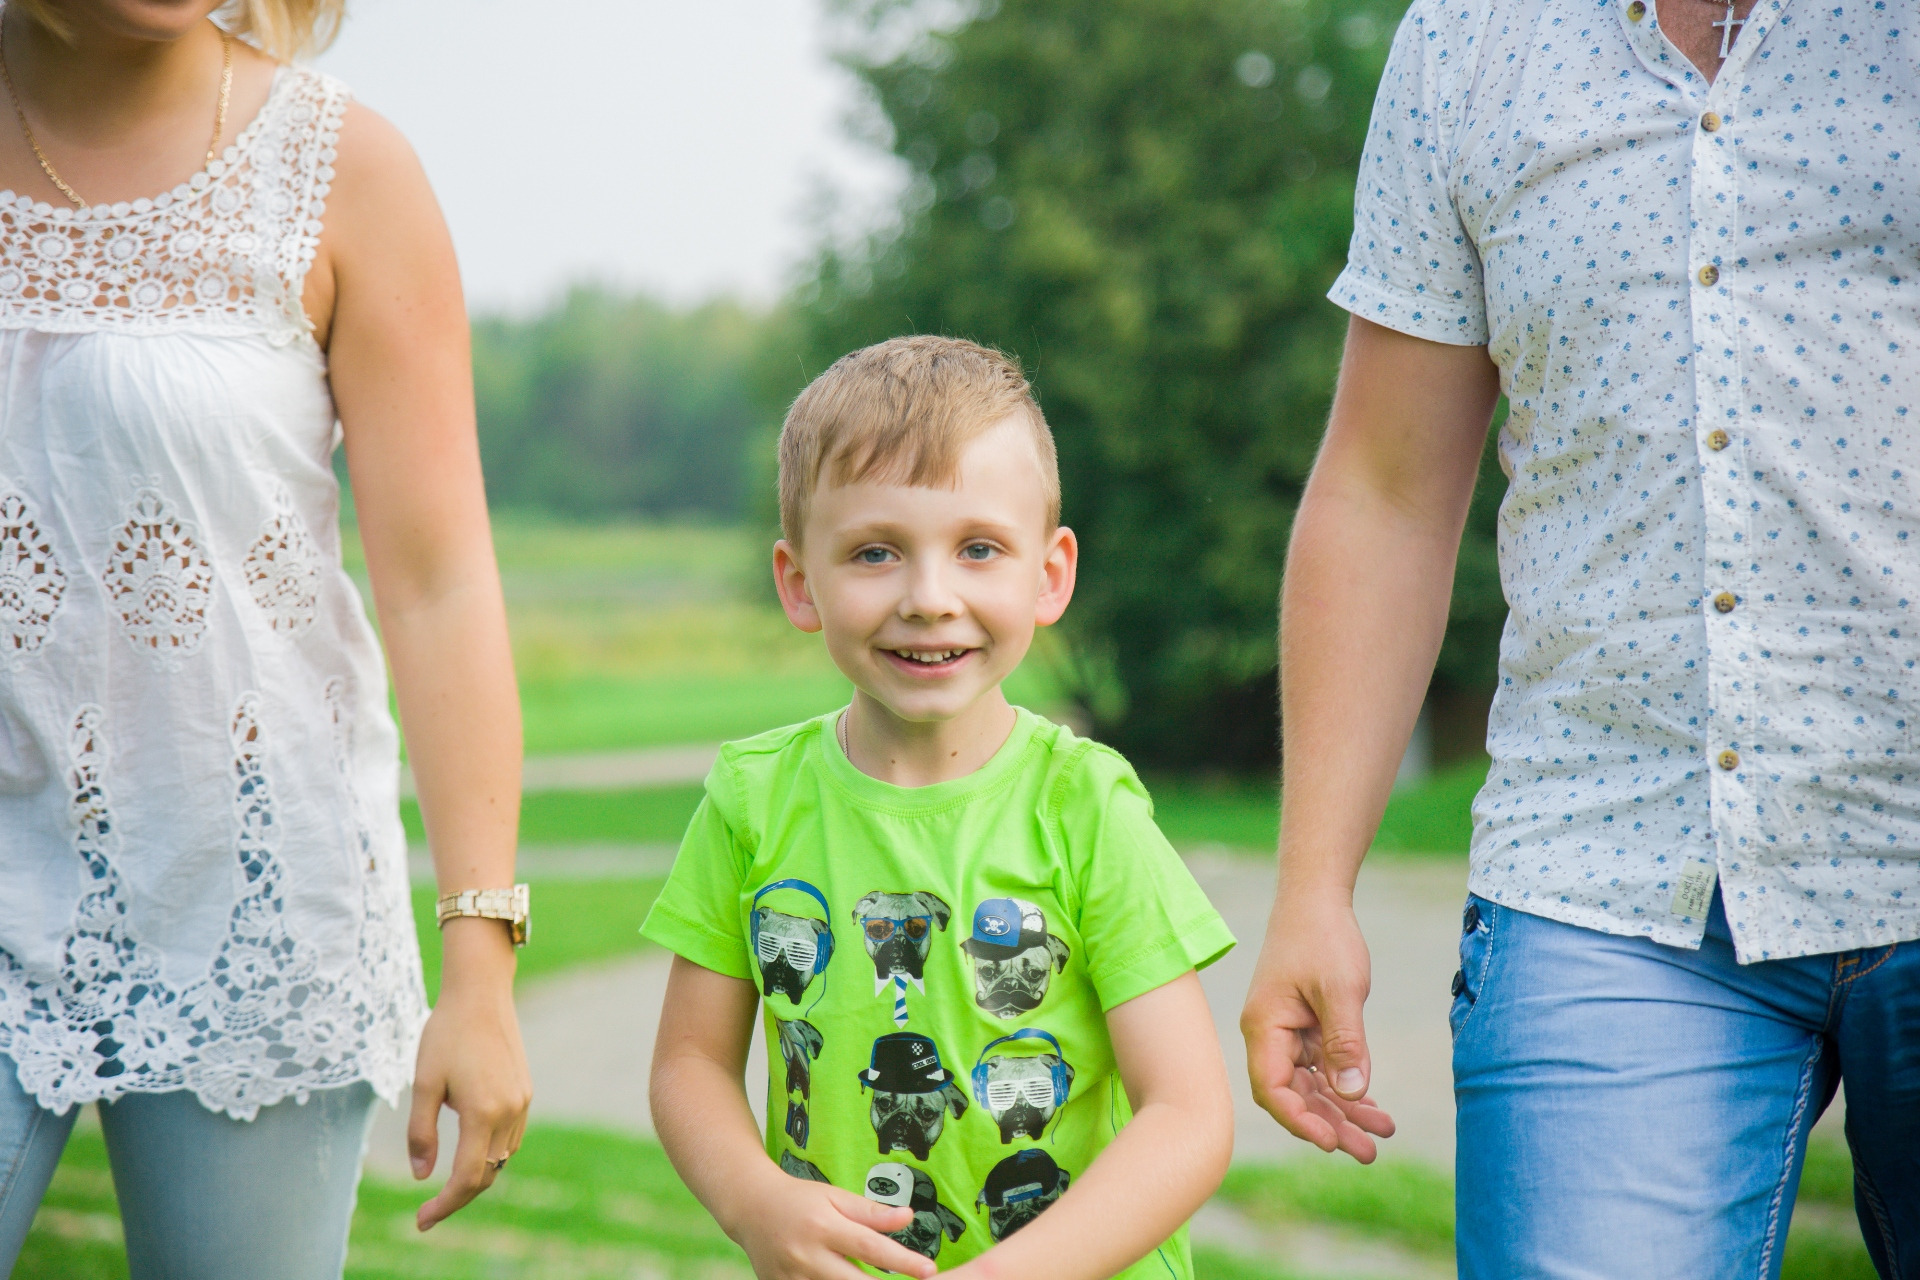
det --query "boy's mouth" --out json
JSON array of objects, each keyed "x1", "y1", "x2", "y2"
[{"x1": 883, "y1": 647, "x2": 976, "y2": 674}]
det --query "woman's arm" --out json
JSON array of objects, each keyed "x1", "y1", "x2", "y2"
[
  {"x1": 946, "y1": 971, "x2": 1234, "y2": 1280},
  {"x1": 651, "y1": 958, "x2": 936, "y2": 1280},
  {"x1": 316, "y1": 101, "x2": 530, "y2": 1233}
]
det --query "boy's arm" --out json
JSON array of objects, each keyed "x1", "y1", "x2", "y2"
[
  {"x1": 649, "y1": 957, "x2": 936, "y2": 1280},
  {"x1": 1240, "y1": 316, "x2": 1500, "y2": 1160},
  {"x1": 945, "y1": 971, "x2": 1233, "y2": 1280}
]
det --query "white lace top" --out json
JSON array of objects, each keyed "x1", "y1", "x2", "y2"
[{"x1": 0, "y1": 65, "x2": 427, "y2": 1119}]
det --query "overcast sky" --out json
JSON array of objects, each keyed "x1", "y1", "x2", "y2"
[{"x1": 318, "y1": 1, "x2": 901, "y2": 314}]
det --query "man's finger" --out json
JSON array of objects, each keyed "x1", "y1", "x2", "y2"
[
  {"x1": 406, "y1": 1083, "x2": 443, "y2": 1181},
  {"x1": 416, "y1": 1108, "x2": 499, "y2": 1231},
  {"x1": 1310, "y1": 985, "x2": 1373, "y2": 1099}
]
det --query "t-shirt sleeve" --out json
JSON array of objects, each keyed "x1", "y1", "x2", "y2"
[
  {"x1": 1058, "y1": 749, "x2": 1236, "y2": 1011},
  {"x1": 639, "y1": 784, "x2": 755, "y2": 981},
  {"x1": 1326, "y1": 0, "x2": 1488, "y2": 346}
]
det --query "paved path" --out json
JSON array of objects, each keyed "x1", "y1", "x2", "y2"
[{"x1": 402, "y1": 744, "x2": 721, "y2": 798}]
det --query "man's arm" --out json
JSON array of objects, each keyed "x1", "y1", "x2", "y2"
[{"x1": 1240, "y1": 316, "x2": 1500, "y2": 1161}]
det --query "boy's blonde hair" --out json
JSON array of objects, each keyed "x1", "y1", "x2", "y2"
[
  {"x1": 12, "y1": 0, "x2": 345, "y2": 61},
  {"x1": 779, "y1": 336, "x2": 1059, "y2": 543}
]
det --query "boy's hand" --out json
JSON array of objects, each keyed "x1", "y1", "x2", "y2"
[{"x1": 730, "y1": 1169, "x2": 938, "y2": 1280}]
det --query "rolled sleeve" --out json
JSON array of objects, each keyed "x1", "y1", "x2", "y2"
[{"x1": 1328, "y1": 0, "x2": 1487, "y2": 346}]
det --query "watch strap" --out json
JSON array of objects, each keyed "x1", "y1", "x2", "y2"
[{"x1": 436, "y1": 883, "x2": 530, "y2": 947}]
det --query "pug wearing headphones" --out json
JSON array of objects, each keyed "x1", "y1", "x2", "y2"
[{"x1": 644, "y1": 338, "x2": 1237, "y2": 1280}]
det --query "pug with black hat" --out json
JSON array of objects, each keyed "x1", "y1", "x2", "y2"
[{"x1": 858, "y1": 1031, "x2": 970, "y2": 1160}]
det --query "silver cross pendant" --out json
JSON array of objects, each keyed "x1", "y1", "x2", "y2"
[{"x1": 1713, "y1": 1, "x2": 1744, "y2": 59}]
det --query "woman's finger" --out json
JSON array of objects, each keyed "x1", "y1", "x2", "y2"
[
  {"x1": 406, "y1": 1080, "x2": 445, "y2": 1180},
  {"x1": 416, "y1": 1104, "x2": 501, "y2": 1231}
]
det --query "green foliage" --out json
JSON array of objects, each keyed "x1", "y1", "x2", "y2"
[
  {"x1": 409, "y1": 878, "x2": 664, "y2": 1000},
  {"x1": 801, "y1": 0, "x2": 1514, "y2": 768},
  {"x1": 472, "y1": 290, "x2": 784, "y2": 522},
  {"x1": 405, "y1": 786, "x2": 707, "y2": 847},
  {"x1": 1371, "y1": 758, "x2": 1489, "y2": 855}
]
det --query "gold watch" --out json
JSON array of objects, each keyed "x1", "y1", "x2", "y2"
[{"x1": 435, "y1": 884, "x2": 531, "y2": 947}]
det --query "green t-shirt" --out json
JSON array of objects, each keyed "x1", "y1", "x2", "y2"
[{"x1": 642, "y1": 707, "x2": 1235, "y2": 1278}]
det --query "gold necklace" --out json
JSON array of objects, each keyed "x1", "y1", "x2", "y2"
[{"x1": 0, "y1": 23, "x2": 232, "y2": 210}]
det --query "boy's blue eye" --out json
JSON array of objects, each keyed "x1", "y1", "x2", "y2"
[
  {"x1": 962, "y1": 543, "x2": 995, "y2": 561},
  {"x1": 857, "y1": 547, "x2": 892, "y2": 564}
]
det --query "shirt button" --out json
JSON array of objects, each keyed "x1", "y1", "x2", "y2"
[
  {"x1": 1701, "y1": 111, "x2": 1722, "y2": 132},
  {"x1": 1707, "y1": 428, "x2": 1731, "y2": 450},
  {"x1": 1698, "y1": 264, "x2": 1720, "y2": 287},
  {"x1": 1627, "y1": 0, "x2": 1646, "y2": 17},
  {"x1": 1713, "y1": 592, "x2": 1736, "y2": 613},
  {"x1": 1718, "y1": 750, "x2": 1740, "y2": 771}
]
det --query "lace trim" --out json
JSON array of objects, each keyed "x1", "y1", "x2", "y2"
[
  {"x1": 0, "y1": 66, "x2": 349, "y2": 342},
  {"x1": 245, "y1": 486, "x2": 322, "y2": 635},
  {"x1": 0, "y1": 698, "x2": 424, "y2": 1119},
  {"x1": 0, "y1": 485, "x2": 66, "y2": 663},
  {"x1": 101, "y1": 484, "x2": 215, "y2": 668}
]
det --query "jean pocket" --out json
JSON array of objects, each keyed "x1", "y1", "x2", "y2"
[{"x1": 1448, "y1": 895, "x2": 1495, "y2": 1041}]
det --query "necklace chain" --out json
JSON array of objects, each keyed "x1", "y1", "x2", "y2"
[{"x1": 0, "y1": 21, "x2": 232, "y2": 210}]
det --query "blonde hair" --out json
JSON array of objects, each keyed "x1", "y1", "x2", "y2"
[
  {"x1": 11, "y1": 0, "x2": 345, "y2": 60},
  {"x1": 779, "y1": 335, "x2": 1060, "y2": 544}
]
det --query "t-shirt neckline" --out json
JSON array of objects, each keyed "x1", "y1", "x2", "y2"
[{"x1": 818, "y1": 703, "x2": 1041, "y2": 815}]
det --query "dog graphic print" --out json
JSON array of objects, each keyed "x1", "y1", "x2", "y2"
[
  {"x1": 865, "y1": 1163, "x2": 968, "y2": 1261},
  {"x1": 857, "y1": 1031, "x2": 969, "y2": 1160},
  {"x1": 854, "y1": 890, "x2": 951, "y2": 1026},
  {"x1": 961, "y1": 898, "x2": 1071, "y2": 1018}
]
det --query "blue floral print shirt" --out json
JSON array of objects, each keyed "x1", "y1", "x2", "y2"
[{"x1": 1331, "y1": 0, "x2": 1919, "y2": 961}]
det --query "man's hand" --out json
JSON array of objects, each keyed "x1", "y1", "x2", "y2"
[
  {"x1": 1241, "y1": 888, "x2": 1396, "y2": 1162},
  {"x1": 729, "y1": 1168, "x2": 936, "y2": 1280}
]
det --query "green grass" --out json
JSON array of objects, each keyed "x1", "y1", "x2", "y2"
[
  {"x1": 22, "y1": 1107, "x2": 1878, "y2": 1280},
  {"x1": 409, "y1": 877, "x2": 663, "y2": 1000},
  {"x1": 1217, "y1": 1157, "x2": 1456, "y2": 1258},
  {"x1": 406, "y1": 786, "x2": 705, "y2": 847}
]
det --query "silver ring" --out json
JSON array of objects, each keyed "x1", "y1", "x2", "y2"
[
  {"x1": 1306, "y1": 1064, "x2": 1319, "y2": 1074},
  {"x1": 485, "y1": 1154, "x2": 510, "y2": 1172}
]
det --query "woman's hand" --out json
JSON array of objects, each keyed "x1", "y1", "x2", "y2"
[
  {"x1": 408, "y1": 917, "x2": 532, "y2": 1231},
  {"x1": 726, "y1": 1166, "x2": 934, "y2": 1280}
]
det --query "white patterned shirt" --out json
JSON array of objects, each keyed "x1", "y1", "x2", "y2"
[{"x1": 1330, "y1": 0, "x2": 1919, "y2": 961}]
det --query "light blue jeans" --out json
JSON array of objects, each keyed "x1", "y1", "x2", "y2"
[
  {"x1": 1452, "y1": 889, "x2": 1920, "y2": 1279},
  {"x1": 0, "y1": 1056, "x2": 376, "y2": 1278}
]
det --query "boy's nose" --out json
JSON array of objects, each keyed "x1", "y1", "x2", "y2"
[{"x1": 898, "y1": 564, "x2": 964, "y2": 620}]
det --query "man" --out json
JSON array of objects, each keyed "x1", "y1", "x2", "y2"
[{"x1": 1240, "y1": 0, "x2": 1919, "y2": 1274}]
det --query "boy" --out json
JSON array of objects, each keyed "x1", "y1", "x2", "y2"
[{"x1": 643, "y1": 336, "x2": 1235, "y2": 1280}]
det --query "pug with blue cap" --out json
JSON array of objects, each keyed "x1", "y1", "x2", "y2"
[{"x1": 962, "y1": 897, "x2": 1072, "y2": 1018}]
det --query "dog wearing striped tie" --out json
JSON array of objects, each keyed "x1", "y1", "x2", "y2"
[{"x1": 853, "y1": 891, "x2": 951, "y2": 1027}]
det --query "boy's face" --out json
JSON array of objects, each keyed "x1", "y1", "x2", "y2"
[{"x1": 774, "y1": 417, "x2": 1076, "y2": 727}]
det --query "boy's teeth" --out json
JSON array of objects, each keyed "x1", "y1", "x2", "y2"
[{"x1": 899, "y1": 649, "x2": 963, "y2": 663}]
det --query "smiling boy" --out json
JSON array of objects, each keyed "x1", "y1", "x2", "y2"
[{"x1": 642, "y1": 336, "x2": 1235, "y2": 1280}]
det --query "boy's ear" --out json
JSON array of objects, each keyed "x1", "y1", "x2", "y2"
[
  {"x1": 1034, "y1": 525, "x2": 1078, "y2": 628},
  {"x1": 773, "y1": 539, "x2": 823, "y2": 633}
]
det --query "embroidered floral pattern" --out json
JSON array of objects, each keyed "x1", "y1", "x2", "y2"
[
  {"x1": 0, "y1": 698, "x2": 420, "y2": 1118},
  {"x1": 1, "y1": 708, "x2": 186, "y2": 1104},
  {"x1": 328, "y1": 678, "x2": 426, "y2": 1075},
  {"x1": 0, "y1": 69, "x2": 348, "y2": 343},
  {"x1": 101, "y1": 487, "x2": 215, "y2": 664},
  {"x1": 0, "y1": 487, "x2": 64, "y2": 661},
  {"x1": 245, "y1": 489, "x2": 321, "y2": 635}
]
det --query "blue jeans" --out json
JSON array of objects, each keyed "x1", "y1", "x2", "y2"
[
  {"x1": 1451, "y1": 889, "x2": 1920, "y2": 1279},
  {"x1": 0, "y1": 1057, "x2": 376, "y2": 1278}
]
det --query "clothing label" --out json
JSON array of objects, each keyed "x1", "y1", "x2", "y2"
[{"x1": 1672, "y1": 863, "x2": 1718, "y2": 919}]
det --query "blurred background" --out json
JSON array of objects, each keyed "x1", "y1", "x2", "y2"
[{"x1": 19, "y1": 1, "x2": 1872, "y2": 1277}]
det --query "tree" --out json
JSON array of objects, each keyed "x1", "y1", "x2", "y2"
[
  {"x1": 804, "y1": 0, "x2": 1502, "y2": 770},
  {"x1": 472, "y1": 289, "x2": 778, "y2": 521}
]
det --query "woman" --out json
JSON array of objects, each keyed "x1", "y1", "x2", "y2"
[{"x1": 0, "y1": 0, "x2": 529, "y2": 1273}]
